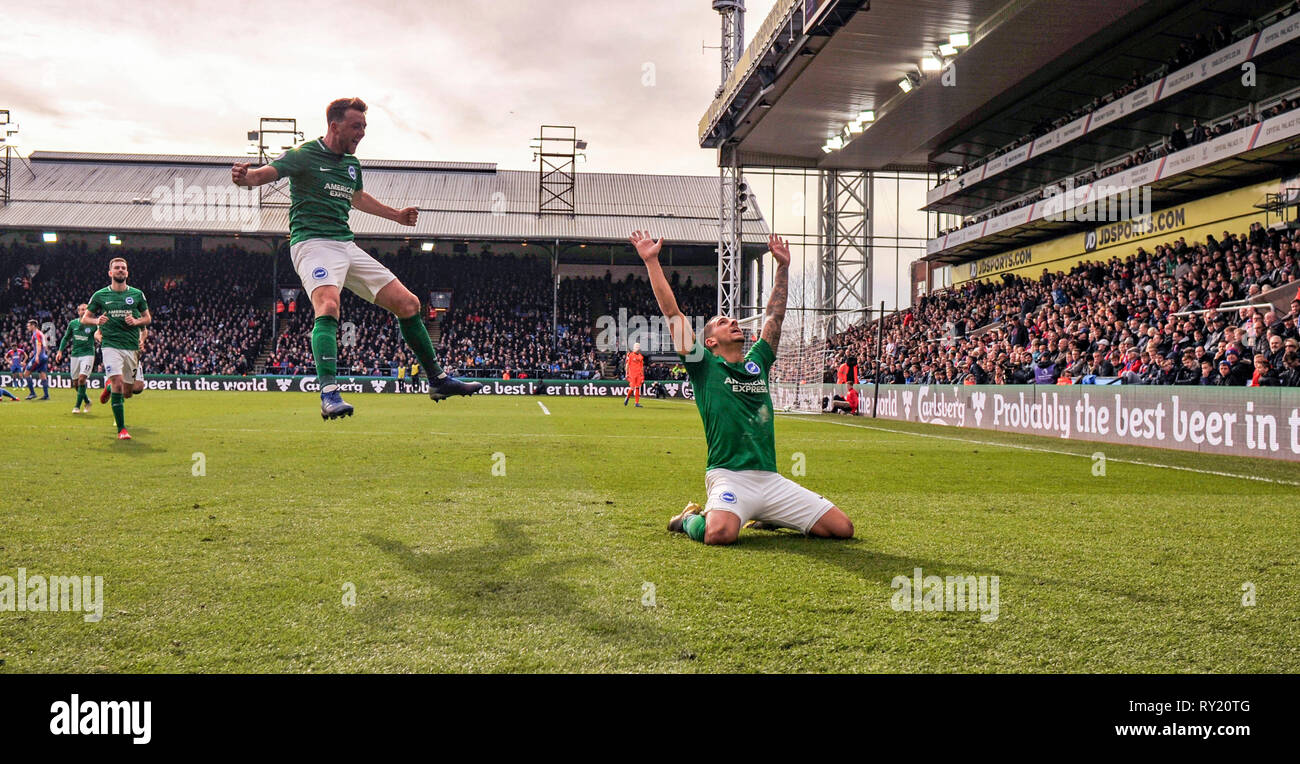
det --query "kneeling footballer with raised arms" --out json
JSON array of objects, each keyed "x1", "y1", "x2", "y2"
[{"x1": 630, "y1": 230, "x2": 854, "y2": 545}]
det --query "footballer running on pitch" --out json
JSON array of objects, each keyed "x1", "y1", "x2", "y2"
[
  {"x1": 231, "y1": 97, "x2": 482, "y2": 420},
  {"x1": 57, "y1": 303, "x2": 98, "y2": 413},
  {"x1": 83, "y1": 258, "x2": 150, "y2": 440},
  {"x1": 630, "y1": 230, "x2": 854, "y2": 545}
]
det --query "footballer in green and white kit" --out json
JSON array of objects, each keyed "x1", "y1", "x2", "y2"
[
  {"x1": 83, "y1": 257, "x2": 150, "y2": 439},
  {"x1": 231, "y1": 97, "x2": 482, "y2": 421},
  {"x1": 630, "y1": 230, "x2": 855, "y2": 546},
  {"x1": 57, "y1": 303, "x2": 98, "y2": 412}
]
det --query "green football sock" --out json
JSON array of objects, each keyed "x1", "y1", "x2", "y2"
[
  {"x1": 683, "y1": 513, "x2": 707, "y2": 543},
  {"x1": 78, "y1": 385, "x2": 88, "y2": 406},
  {"x1": 111, "y1": 392, "x2": 124, "y2": 430},
  {"x1": 312, "y1": 316, "x2": 339, "y2": 389},
  {"x1": 398, "y1": 314, "x2": 444, "y2": 379}
]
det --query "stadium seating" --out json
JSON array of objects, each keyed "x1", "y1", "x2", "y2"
[
  {"x1": 0, "y1": 242, "x2": 270, "y2": 376},
  {"x1": 1, "y1": 242, "x2": 714, "y2": 380},
  {"x1": 934, "y1": 2, "x2": 1300, "y2": 194},
  {"x1": 831, "y1": 223, "x2": 1300, "y2": 387}
]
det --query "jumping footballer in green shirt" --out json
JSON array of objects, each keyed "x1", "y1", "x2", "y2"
[
  {"x1": 231, "y1": 97, "x2": 482, "y2": 420},
  {"x1": 630, "y1": 230, "x2": 854, "y2": 545}
]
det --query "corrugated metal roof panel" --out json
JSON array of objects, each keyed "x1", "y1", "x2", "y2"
[
  {"x1": 28, "y1": 151, "x2": 496, "y2": 172},
  {"x1": 1, "y1": 153, "x2": 769, "y2": 244}
]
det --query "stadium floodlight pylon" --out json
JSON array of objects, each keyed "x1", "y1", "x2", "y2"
[
  {"x1": 717, "y1": 148, "x2": 745, "y2": 319},
  {"x1": 248, "y1": 117, "x2": 304, "y2": 207},
  {"x1": 817, "y1": 169, "x2": 870, "y2": 336},
  {"x1": 534, "y1": 125, "x2": 579, "y2": 217},
  {"x1": 0, "y1": 109, "x2": 12, "y2": 207}
]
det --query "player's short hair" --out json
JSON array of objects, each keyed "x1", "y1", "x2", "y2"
[
  {"x1": 109, "y1": 257, "x2": 127, "y2": 268},
  {"x1": 700, "y1": 314, "x2": 725, "y2": 349},
  {"x1": 327, "y1": 97, "x2": 367, "y2": 125},
  {"x1": 27, "y1": 319, "x2": 37, "y2": 327}
]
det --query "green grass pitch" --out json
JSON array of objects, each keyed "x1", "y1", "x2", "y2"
[{"x1": 1, "y1": 390, "x2": 1297, "y2": 672}]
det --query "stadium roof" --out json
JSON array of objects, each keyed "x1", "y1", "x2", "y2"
[
  {"x1": 0, "y1": 152, "x2": 770, "y2": 246},
  {"x1": 700, "y1": 0, "x2": 1190, "y2": 170}
]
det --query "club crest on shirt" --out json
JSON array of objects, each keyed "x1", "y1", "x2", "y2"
[
  {"x1": 124, "y1": 296, "x2": 134, "y2": 305},
  {"x1": 744, "y1": 360, "x2": 760, "y2": 374},
  {"x1": 348, "y1": 166, "x2": 357, "y2": 181}
]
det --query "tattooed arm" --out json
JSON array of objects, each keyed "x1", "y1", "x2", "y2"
[{"x1": 761, "y1": 234, "x2": 791, "y2": 353}]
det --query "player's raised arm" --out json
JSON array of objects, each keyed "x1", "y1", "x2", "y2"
[
  {"x1": 231, "y1": 162, "x2": 280, "y2": 188},
  {"x1": 352, "y1": 190, "x2": 418, "y2": 226},
  {"x1": 760, "y1": 234, "x2": 791, "y2": 353},
  {"x1": 631, "y1": 231, "x2": 694, "y2": 354}
]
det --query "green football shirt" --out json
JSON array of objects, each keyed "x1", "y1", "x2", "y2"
[
  {"x1": 681, "y1": 337, "x2": 778, "y2": 473},
  {"x1": 270, "y1": 138, "x2": 363, "y2": 246},
  {"x1": 86, "y1": 286, "x2": 149, "y2": 351},
  {"x1": 59, "y1": 318, "x2": 97, "y2": 356}
]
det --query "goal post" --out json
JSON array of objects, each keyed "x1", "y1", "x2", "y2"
[{"x1": 740, "y1": 309, "x2": 855, "y2": 413}]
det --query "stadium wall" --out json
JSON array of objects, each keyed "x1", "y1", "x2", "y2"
[
  {"x1": 801, "y1": 383, "x2": 1300, "y2": 462},
  {"x1": 952, "y1": 177, "x2": 1288, "y2": 286},
  {"x1": 0, "y1": 373, "x2": 696, "y2": 400}
]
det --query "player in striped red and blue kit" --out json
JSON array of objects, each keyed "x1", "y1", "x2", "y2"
[{"x1": 24, "y1": 320, "x2": 51, "y2": 400}]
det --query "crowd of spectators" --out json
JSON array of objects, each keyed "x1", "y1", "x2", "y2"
[
  {"x1": 1, "y1": 242, "x2": 270, "y2": 376},
  {"x1": 831, "y1": 222, "x2": 1300, "y2": 387},
  {"x1": 265, "y1": 247, "x2": 713, "y2": 379},
  {"x1": 3, "y1": 240, "x2": 718, "y2": 382},
  {"x1": 939, "y1": 97, "x2": 1299, "y2": 237},
  {"x1": 937, "y1": 2, "x2": 1298, "y2": 187}
]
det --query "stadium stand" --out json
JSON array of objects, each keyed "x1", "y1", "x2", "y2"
[
  {"x1": 1, "y1": 242, "x2": 271, "y2": 376},
  {"x1": 933, "y1": 2, "x2": 1300, "y2": 192},
  {"x1": 1, "y1": 241, "x2": 717, "y2": 380},
  {"x1": 831, "y1": 223, "x2": 1300, "y2": 387},
  {"x1": 0, "y1": 149, "x2": 768, "y2": 381}
]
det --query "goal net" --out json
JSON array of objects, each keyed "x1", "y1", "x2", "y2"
[{"x1": 740, "y1": 309, "x2": 845, "y2": 413}]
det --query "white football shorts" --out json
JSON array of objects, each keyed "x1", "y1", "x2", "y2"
[
  {"x1": 290, "y1": 239, "x2": 397, "y2": 303},
  {"x1": 704, "y1": 468, "x2": 835, "y2": 534}
]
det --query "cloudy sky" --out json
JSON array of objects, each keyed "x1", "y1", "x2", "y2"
[{"x1": 4, "y1": 0, "x2": 779, "y2": 176}]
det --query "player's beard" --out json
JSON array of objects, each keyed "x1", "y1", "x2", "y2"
[{"x1": 112, "y1": 274, "x2": 126, "y2": 284}]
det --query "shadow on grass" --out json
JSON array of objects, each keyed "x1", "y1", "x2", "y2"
[
  {"x1": 735, "y1": 531, "x2": 1164, "y2": 606},
  {"x1": 366, "y1": 519, "x2": 673, "y2": 651},
  {"x1": 736, "y1": 533, "x2": 1019, "y2": 587}
]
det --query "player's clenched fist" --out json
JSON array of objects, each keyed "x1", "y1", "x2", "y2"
[
  {"x1": 231, "y1": 162, "x2": 250, "y2": 186},
  {"x1": 396, "y1": 207, "x2": 418, "y2": 226}
]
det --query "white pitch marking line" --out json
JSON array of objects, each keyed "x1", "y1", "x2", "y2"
[
  {"x1": 789, "y1": 415, "x2": 1300, "y2": 487},
  {"x1": 537, "y1": 401, "x2": 551, "y2": 416}
]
